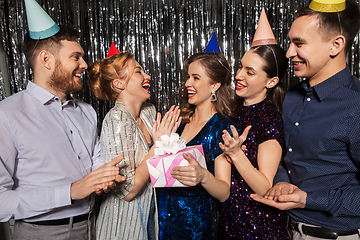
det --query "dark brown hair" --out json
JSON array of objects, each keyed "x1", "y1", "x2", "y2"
[
  {"x1": 294, "y1": 0, "x2": 360, "y2": 53},
  {"x1": 250, "y1": 44, "x2": 287, "y2": 114},
  {"x1": 22, "y1": 25, "x2": 81, "y2": 70},
  {"x1": 87, "y1": 51, "x2": 134, "y2": 102},
  {"x1": 180, "y1": 52, "x2": 236, "y2": 123}
]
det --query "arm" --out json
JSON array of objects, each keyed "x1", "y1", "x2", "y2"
[
  {"x1": 122, "y1": 105, "x2": 181, "y2": 201},
  {"x1": 220, "y1": 125, "x2": 281, "y2": 196},
  {"x1": 250, "y1": 183, "x2": 307, "y2": 210},
  {"x1": 171, "y1": 153, "x2": 231, "y2": 202}
]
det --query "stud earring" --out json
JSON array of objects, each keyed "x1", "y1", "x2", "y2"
[{"x1": 211, "y1": 91, "x2": 217, "y2": 102}]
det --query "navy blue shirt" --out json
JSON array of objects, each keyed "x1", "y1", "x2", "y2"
[{"x1": 276, "y1": 67, "x2": 360, "y2": 231}]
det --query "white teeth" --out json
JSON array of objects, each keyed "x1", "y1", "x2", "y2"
[{"x1": 75, "y1": 73, "x2": 82, "y2": 77}]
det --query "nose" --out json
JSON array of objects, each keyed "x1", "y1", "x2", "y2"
[
  {"x1": 144, "y1": 72, "x2": 150, "y2": 80},
  {"x1": 235, "y1": 68, "x2": 244, "y2": 81},
  {"x1": 80, "y1": 57, "x2": 88, "y2": 69},
  {"x1": 185, "y1": 77, "x2": 192, "y2": 87},
  {"x1": 286, "y1": 43, "x2": 296, "y2": 59}
]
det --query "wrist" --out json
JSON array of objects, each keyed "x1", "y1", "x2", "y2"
[{"x1": 200, "y1": 168, "x2": 209, "y2": 185}]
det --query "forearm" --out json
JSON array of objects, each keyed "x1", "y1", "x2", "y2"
[
  {"x1": 0, "y1": 184, "x2": 71, "y2": 221},
  {"x1": 306, "y1": 186, "x2": 360, "y2": 217},
  {"x1": 201, "y1": 169, "x2": 230, "y2": 202},
  {"x1": 232, "y1": 153, "x2": 272, "y2": 196},
  {"x1": 123, "y1": 148, "x2": 154, "y2": 201}
]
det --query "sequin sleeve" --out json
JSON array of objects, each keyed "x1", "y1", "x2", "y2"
[{"x1": 100, "y1": 106, "x2": 137, "y2": 199}]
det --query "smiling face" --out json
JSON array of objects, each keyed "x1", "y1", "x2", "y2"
[
  {"x1": 286, "y1": 15, "x2": 334, "y2": 84},
  {"x1": 185, "y1": 60, "x2": 217, "y2": 108},
  {"x1": 48, "y1": 40, "x2": 88, "y2": 95},
  {"x1": 235, "y1": 49, "x2": 273, "y2": 106},
  {"x1": 120, "y1": 60, "x2": 151, "y2": 103}
]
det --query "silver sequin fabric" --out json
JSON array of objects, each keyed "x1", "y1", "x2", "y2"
[{"x1": 96, "y1": 101, "x2": 158, "y2": 240}]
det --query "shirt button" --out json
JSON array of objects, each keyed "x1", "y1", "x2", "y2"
[
  {"x1": 288, "y1": 170, "x2": 291, "y2": 174},
  {"x1": 70, "y1": 130, "x2": 73, "y2": 134},
  {"x1": 289, "y1": 148, "x2": 293, "y2": 152},
  {"x1": 78, "y1": 156, "x2": 81, "y2": 160},
  {"x1": 295, "y1": 122, "x2": 299, "y2": 126},
  {"x1": 307, "y1": 97, "x2": 311, "y2": 102}
]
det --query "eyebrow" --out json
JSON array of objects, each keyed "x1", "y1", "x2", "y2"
[
  {"x1": 134, "y1": 66, "x2": 142, "y2": 71},
  {"x1": 71, "y1": 51, "x2": 84, "y2": 56},
  {"x1": 287, "y1": 35, "x2": 306, "y2": 43}
]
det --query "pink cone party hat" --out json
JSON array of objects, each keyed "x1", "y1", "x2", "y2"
[{"x1": 251, "y1": 8, "x2": 277, "y2": 47}]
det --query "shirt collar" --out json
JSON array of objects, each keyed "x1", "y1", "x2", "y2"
[
  {"x1": 302, "y1": 67, "x2": 352, "y2": 101},
  {"x1": 26, "y1": 81, "x2": 76, "y2": 108}
]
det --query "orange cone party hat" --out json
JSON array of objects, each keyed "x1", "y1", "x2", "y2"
[
  {"x1": 251, "y1": 8, "x2": 277, "y2": 47},
  {"x1": 309, "y1": 0, "x2": 346, "y2": 13},
  {"x1": 106, "y1": 42, "x2": 120, "y2": 58}
]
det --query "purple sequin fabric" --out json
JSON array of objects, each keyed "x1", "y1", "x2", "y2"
[{"x1": 217, "y1": 99, "x2": 289, "y2": 239}]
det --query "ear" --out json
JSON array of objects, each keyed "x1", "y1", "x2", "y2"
[
  {"x1": 212, "y1": 82, "x2": 221, "y2": 92},
  {"x1": 266, "y1": 76, "x2": 279, "y2": 89},
  {"x1": 112, "y1": 79, "x2": 125, "y2": 92},
  {"x1": 330, "y1": 35, "x2": 346, "y2": 57},
  {"x1": 39, "y1": 50, "x2": 54, "y2": 70}
]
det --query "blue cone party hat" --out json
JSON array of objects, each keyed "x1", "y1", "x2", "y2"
[
  {"x1": 24, "y1": 0, "x2": 60, "y2": 39},
  {"x1": 204, "y1": 32, "x2": 222, "y2": 54}
]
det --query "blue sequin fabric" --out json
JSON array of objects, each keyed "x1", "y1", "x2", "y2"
[
  {"x1": 157, "y1": 113, "x2": 237, "y2": 240},
  {"x1": 218, "y1": 99, "x2": 289, "y2": 239}
]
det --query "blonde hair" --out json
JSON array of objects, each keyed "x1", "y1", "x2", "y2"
[{"x1": 87, "y1": 51, "x2": 134, "y2": 102}]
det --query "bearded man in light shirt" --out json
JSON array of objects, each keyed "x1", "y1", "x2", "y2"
[{"x1": 0, "y1": 1, "x2": 124, "y2": 239}]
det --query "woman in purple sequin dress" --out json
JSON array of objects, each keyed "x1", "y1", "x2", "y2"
[{"x1": 217, "y1": 44, "x2": 290, "y2": 239}]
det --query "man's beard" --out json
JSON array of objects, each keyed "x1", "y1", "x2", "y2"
[{"x1": 49, "y1": 59, "x2": 83, "y2": 95}]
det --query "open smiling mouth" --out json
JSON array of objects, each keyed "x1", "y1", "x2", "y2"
[
  {"x1": 187, "y1": 89, "x2": 196, "y2": 98},
  {"x1": 142, "y1": 81, "x2": 150, "y2": 92},
  {"x1": 236, "y1": 82, "x2": 246, "y2": 90}
]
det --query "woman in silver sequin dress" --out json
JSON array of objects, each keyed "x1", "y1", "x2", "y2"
[{"x1": 88, "y1": 51, "x2": 180, "y2": 240}]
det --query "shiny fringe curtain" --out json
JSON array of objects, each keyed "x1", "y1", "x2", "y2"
[{"x1": 1, "y1": 0, "x2": 360, "y2": 123}]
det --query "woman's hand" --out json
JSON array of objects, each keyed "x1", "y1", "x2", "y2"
[
  {"x1": 171, "y1": 153, "x2": 207, "y2": 186},
  {"x1": 152, "y1": 105, "x2": 182, "y2": 141},
  {"x1": 219, "y1": 125, "x2": 251, "y2": 160}
]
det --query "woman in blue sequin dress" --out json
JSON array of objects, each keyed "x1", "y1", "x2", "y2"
[
  {"x1": 157, "y1": 52, "x2": 237, "y2": 240},
  {"x1": 217, "y1": 44, "x2": 290, "y2": 239}
]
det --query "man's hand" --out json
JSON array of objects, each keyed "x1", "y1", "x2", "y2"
[
  {"x1": 250, "y1": 182, "x2": 307, "y2": 210},
  {"x1": 71, "y1": 155, "x2": 125, "y2": 200}
]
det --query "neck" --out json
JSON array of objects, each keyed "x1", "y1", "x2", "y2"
[
  {"x1": 118, "y1": 96, "x2": 142, "y2": 120},
  {"x1": 191, "y1": 102, "x2": 217, "y2": 124},
  {"x1": 33, "y1": 74, "x2": 69, "y2": 104}
]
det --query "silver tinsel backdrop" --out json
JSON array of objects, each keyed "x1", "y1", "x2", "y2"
[{"x1": 0, "y1": 0, "x2": 359, "y2": 124}]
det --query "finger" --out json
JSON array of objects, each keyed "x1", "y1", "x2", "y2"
[
  {"x1": 239, "y1": 125, "x2": 251, "y2": 143},
  {"x1": 106, "y1": 155, "x2": 123, "y2": 167},
  {"x1": 95, "y1": 188, "x2": 103, "y2": 195},
  {"x1": 115, "y1": 174, "x2": 126, "y2": 182},
  {"x1": 222, "y1": 130, "x2": 232, "y2": 146},
  {"x1": 171, "y1": 116, "x2": 182, "y2": 133},
  {"x1": 230, "y1": 125, "x2": 239, "y2": 139},
  {"x1": 183, "y1": 153, "x2": 198, "y2": 165}
]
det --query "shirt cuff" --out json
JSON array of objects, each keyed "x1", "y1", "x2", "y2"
[
  {"x1": 54, "y1": 183, "x2": 72, "y2": 208},
  {"x1": 304, "y1": 191, "x2": 328, "y2": 212}
]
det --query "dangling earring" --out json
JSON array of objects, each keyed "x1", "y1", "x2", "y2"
[{"x1": 211, "y1": 90, "x2": 217, "y2": 102}]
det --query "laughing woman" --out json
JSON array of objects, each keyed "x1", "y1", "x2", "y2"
[
  {"x1": 88, "y1": 50, "x2": 180, "y2": 240},
  {"x1": 156, "y1": 52, "x2": 237, "y2": 240}
]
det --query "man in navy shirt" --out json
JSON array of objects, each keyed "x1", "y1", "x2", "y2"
[{"x1": 251, "y1": 0, "x2": 360, "y2": 239}]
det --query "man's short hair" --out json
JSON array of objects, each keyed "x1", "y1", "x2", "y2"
[
  {"x1": 294, "y1": 0, "x2": 360, "y2": 53},
  {"x1": 22, "y1": 25, "x2": 81, "y2": 70}
]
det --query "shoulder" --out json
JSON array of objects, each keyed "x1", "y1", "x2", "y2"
[
  {"x1": 213, "y1": 113, "x2": 237, "y2": 130},
  {"x1": 103, "y1": 103, "x2": 131, "y2": 123},
  {"x1": 0, "y1": 91, "x2": 31, "y2": 122}
]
